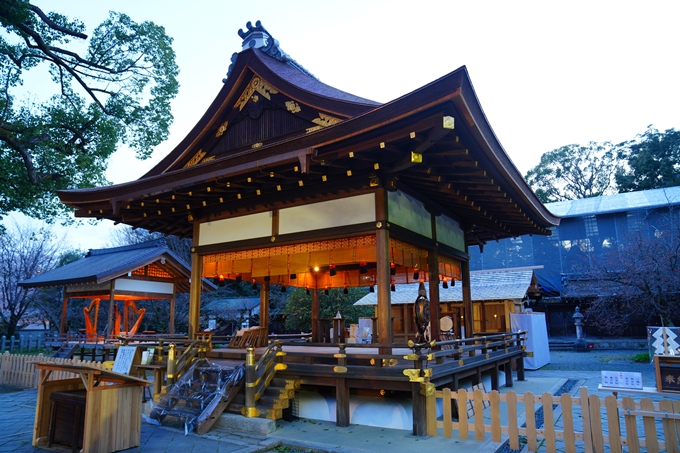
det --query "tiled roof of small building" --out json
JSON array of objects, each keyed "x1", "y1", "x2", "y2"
[
  {"x1": 18, "y1": 238, "x2": 202, "y2": 291},
  {"x1": 355, "y1": 269, "x2": 535, "y2": 305}
]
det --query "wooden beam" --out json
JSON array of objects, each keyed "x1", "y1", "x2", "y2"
[
  {"x1": 412, "y1": 382, "x2": 428, "y2": 436},
  {"x1": 60, "y1": 292, "x2": 68, "y2": 334},
  {"x1": 311, "y1": 274, "x2": 320, "y2": 342},
  {"x1": 461, "y1": 259, "x2": 473, "y2": 339},
  {"x1": 375, "y1": 189, "x2": 393, "y2": 350},
  {"x1": 336, "y1": 377, "x2": 350, "y2": 427},
  {"x1": 169, "y1": 294, "x2": 175, "y2": 334},
  {"x1": 428, "y1": 217, "x2": 441, "y2": 344},
  {"x1": 260, "y1": 281, "x2": 270, "y2": 330},
  {"x1": 106, "y1": 287, "x2": 115, "y2": 338},
  {"x1": 188, "y1": 225, "x2": 202, "y2": 338}
]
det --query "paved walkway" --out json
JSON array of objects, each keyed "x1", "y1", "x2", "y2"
[{"x1": 1, "y1": 349, "x2": 676, "y2": 453}]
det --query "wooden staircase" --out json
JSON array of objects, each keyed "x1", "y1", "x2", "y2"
[
  {"x1": 52, "y1": 343, "x2": 78, "y2": 359},
  {"x1": 228, "y1": 377, "x2": 300, "y2": 420}
]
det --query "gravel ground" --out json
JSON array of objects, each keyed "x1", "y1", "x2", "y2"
[{"x1": 540, "y1": 349, "x2": 652, "y2": 372}]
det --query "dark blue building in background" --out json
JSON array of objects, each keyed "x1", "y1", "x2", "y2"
[{"x1": 468, "y1": 186, "x2": 680, "y2": 336}]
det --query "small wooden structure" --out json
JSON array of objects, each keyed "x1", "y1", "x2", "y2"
[
  {"x1": 32, "y1": 363, "x2": 149, "y2": 453},
  {"x1": 355, "y1": 268, "x2": 540, "y2": 341},
  {"x1": 20, "y1": 239, "x2": 214, "y2": 337}
]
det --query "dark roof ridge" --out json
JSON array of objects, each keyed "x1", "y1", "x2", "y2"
[
  {"x1": 87, "y1": 237, "x2": 167, "y2": 257},
  {"x1": 226, "y1": 20, "x2": 316, "y2": 81}
]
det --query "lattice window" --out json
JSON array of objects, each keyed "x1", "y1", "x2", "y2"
[{"x1": 131, "y1": 263, "x2": 173, "y2": 279}]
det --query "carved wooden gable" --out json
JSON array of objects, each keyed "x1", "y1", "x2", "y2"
[{"x1": 182, "y1": 75, "x2": 344, "y2": 169}]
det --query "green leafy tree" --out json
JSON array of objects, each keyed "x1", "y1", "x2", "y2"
[
  {"x1": 283, "y1": 287, "x2": 374, "y2": 332},
  {"x1": 615, "y1": 126, "x2": 680, "y2": 192},
  {"x1": 0, "y1": 1, "x2": 179, "y2": 219},
  {"x1": 525, "y1": 142, "x2": 618, "y2": 203}
]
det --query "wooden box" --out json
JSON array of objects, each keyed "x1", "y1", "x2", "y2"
[{"x1": 49, "y1": 389, "x2": 87, "y2": 451}]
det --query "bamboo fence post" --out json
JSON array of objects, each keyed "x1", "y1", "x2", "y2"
[
  {"x1": 622, "y1": 396, "x2": 640, "y2": 453},
  {"x1": 442, "y1": 388, "x2": 452, "y2": 438},
  {"x1": 524, "y1": 391, "x2": 537, "y2": 451},
  {"x1": 605, "y1": 395, "x2": 623, "y2": 453},
  {"x1": 543, "y1": 392, "x2": 556, "y2": 453},
  {"x1": 473, "y1": 389, "x2": 485, "y2": 440},
  {"x1": 458, "y1": 389, "x2": 468, "y2": 439},
  {"x1": 507, "y1": 391, "x2": 519, "y2": 450},
  {"x1": 490, "y1": 390, "x2": 501, "y2": 442},
  {"x1": 561, "y1": 392, "x2": 576, "y2": 453},
  {"x1": 640, "y1": 397, "x2": 659, "y2": 452},
  {"x1": 659, "y1": 399, "x2": 680, "y2": 453},
  {"x1": 588, "y1": 394, "x2": 604, "y2": 452},
  {"x1": 580, "y1": 387, "x2": 594, "y2": 453}
]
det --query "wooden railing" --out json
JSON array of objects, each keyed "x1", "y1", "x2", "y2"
[
  {"x1": 243, "y1": 341, "x2": 287, "y2": 418},
  {"x1": 277, "y1": 331, "x2": 526, "y2": 380},
  {"x1": 429, "y1": 386, "x2": 680, "y2": 453},
  {"x1": 0, "y1": 352, "x2": 103, "y2": 388}
]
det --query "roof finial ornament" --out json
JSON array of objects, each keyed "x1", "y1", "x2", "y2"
[
  {"x1": 225, "y1": 21, "x2": 317, "y2": 82},
  {"x1": 238, "y1": 20, "x2": 271, "y2": 51}
]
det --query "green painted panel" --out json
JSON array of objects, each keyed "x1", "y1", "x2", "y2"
[
  {"x1": 436, "y1": 215, "x2": 465, "y2": 252},
  {"x1": 387, "y1": 190, "x2": 432, "y2": 238}
]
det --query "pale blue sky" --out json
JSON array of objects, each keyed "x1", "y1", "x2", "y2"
[{"x1": 10, "y1": 0, "x2": 680, "y2": 249}]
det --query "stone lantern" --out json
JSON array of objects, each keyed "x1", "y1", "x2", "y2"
[{"x1": 573, "y1": 306, "x2": 588, "y2": 351}]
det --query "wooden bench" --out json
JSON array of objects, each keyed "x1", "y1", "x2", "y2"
[{"x1": 228, "y1": 326, "x2": 268, "y2": 348}]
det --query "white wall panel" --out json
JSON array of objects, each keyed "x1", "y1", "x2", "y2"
[
  {"x1": 199, "y1": 212, "x2": 273, "y2": 246},
  {"x1": 279, "y1": 194, "x2": 375, "y2": 235}
]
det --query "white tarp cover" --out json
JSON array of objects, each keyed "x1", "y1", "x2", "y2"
[{"x1": 510, "y1": 312, "x2": 551, "y2": 370}]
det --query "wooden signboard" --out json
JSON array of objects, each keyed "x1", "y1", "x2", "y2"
[
  {"x1": 655, "y1": 355, "x2": 680, "y2": 392},
  {"x1": 112, "y1": 346, "x2": 138, "y2": 375}
]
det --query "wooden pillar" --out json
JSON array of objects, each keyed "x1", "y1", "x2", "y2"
[
  {"x1": 311, "y1": 274, "x2": 320, "y2": 342},
  {"x1": 336, "y1": 377, "x2": 350, "y2": 427},
  {"x1": 123, "y1": 300, "x2": 129, "y2": 333},
  {"x1": 412, "y1": 383, "x2": 428, "y2": 436},
  {"x1": 169, "y1": 294, "x2": 175, "y2": 334},
  {"x1": 188, "y1": 226, "x2": 202, "y2": 339},
  {"x1": 461, "y1": 259, "x2": 473, "y2": 338},
  {"x1": 260, "y1": 281, "x2": 270, "y2": 330},
  {"x1": 480, "y1": 301, "x2": 487, "y2": 332},
  {"x1": 105, "y1": 287, "x2": 115, "y2": 338},
  {"x1": 427, "y1": 248, "x2": 441, "y2": 344},
  {"x1": 60, "y1": 291, "x2": 68, "y2": 334},
  {"x1": 375, "y1": 190, "x2": 392, "y2": 348}
]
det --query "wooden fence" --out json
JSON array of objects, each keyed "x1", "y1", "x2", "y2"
[
  {"x1": 430, "y1": 387, "x2": 680, "y2": 453},
  {"x1": 0, "y1": 351, "x2": 103, "y2": 389}
]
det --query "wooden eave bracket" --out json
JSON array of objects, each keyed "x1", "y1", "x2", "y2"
[{"x1": 297, "y1": 147, "x2": 315, "y2": 174}]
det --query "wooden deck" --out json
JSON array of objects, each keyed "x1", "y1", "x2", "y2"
[{"x1": 208, "y1": 331, "x2": 526, "y2": 432}]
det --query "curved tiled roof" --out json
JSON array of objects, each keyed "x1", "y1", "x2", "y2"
[
  {"x1": 57, "y1": 23, "x2": 559, "y2": 244},
  {"x1": 252, "y1": 49, "x2": 380, "y2": 106}
]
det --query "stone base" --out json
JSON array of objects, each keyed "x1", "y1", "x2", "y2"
[
  {"x1": 214, "y1": 413, "x2": 277, "y2": 435},
  {"x1": 573, "y1": 339, "x2": 589, "y2": 352}
]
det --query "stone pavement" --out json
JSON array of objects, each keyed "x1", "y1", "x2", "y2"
[{"x1": 0, "y1": 349, "x2": 675, "y2": 453}]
